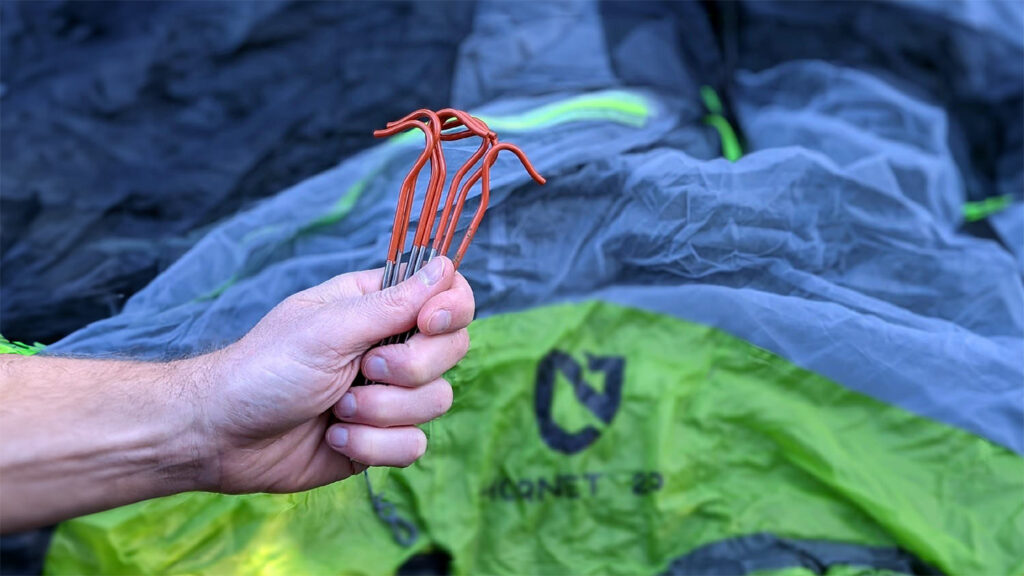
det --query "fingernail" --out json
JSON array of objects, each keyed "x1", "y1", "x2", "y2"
[
  {"x1": 338, "y1": 393, "x2": 357, "y2": 417},
  {"x1": 418, "y1": 257, "x2": 446, "y2": 285},
  {"x1": 364, "y1": 355, "x2": 389, "y2": 380},
  {"x1": 327, "y1": 426, "x2": 349, "y2": 448},
  {"x1": 427, "y1": 309, "x2": 451, "y2": 334}
]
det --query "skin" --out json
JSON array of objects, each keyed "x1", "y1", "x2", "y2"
[{"x1": 0, "y1": 257, "x2": 473, "y2": 534}]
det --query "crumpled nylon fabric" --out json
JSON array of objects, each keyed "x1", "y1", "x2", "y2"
[
  {"x1": 52, "y1": 71, "x2": 1024, "y2": 454},
  {"x1": 723, "y1": 0, "x2": 1024, "y2": 267},
  {"x1": 10, "y1": 0, "x2": 1023, "y2": 574}
]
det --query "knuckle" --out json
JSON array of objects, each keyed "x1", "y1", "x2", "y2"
[
  {"x1": 353, "y1": 389, "x2": 384, "y2": 421},
  {"x1": 374, "y1": 285, "x2": 409, "y2": 314},
  {"x1": 354, "y1": 430, "x2": 380, "y2": 465},
  {"x1": 408, "y1": 363, "x2": 431, "y2": 386},
  {"x1": 396, "y1": 342, "x2": 430, "y2": 384}
]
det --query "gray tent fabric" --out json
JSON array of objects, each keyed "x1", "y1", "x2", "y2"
[
  {"x1": 51, "y1": 74, "x2": 1023, "y2": 459},
  {"x1": 662, "y1": 533, "x2": 935, "y2": 575},
  {"x1": 990, "y1": 204, "x2": 1024, "y2": 270},
  {"x1": 733, "y1": 61, "x2": 964, "y2": 227},
  {"x1": 452, "y1": 1, "x2": 619, "y2": 109},
  {"x1": 50, "y1": 88, "x2": 701, "y2": 357},
  {"x1": 726, "y1": 0, "x2": 1024, "y2": 244},
  {"x1": 452, "y1": 1, "x2": 720, "y2": 110},
  {"x1": 8, "y1": 0, "x2": 1019, "y2": 344}
]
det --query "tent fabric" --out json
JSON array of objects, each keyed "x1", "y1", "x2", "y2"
[
  {"x1": 723, "y1": 0, "x2": 1024, "y2": 269},
  {"x1": 3, "y1": 0, "x2": 1019, "y2": 574},
  {"x1": 0, "y1": 0, "x2": 476, "y2": 343},
  {"x1": 46, "y1": 303, "x2": 1024, "y2": 575},
  {"x1": 47, "y1": 88, "x2": 699, "y2": 357},
  {"x1": 50, "y1": 80, "x2": 1024, "y2": 453},
  {"x1": 727, "y1": 0, "x2": 1024, "y2": 201},
  {"x1": 662, "y1": 534, "x2": 933, "y2": 576}
]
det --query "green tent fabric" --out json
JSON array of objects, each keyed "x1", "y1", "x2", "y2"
[{"x1": 46, "y1": 302, "x2": 1024, "y2": 575}]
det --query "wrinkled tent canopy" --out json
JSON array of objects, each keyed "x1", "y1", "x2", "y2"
[{"x1": 1, "y1": 1, "x2": 1022, "y2": 575}]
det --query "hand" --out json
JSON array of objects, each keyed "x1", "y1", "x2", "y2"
[{"x1": 196, "y1": 257, "x2": 474, "y2": 494}]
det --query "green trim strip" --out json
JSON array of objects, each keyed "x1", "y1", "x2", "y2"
[
  {"x1": 390, "y1": 90, "x2": 651, "y2": 146},
  {"x1": 704, "y1": 114, "x2": 743, "y2": 162},
  {"x1": 193, "y1": 161, "x2": 388, "y2": 302},
  {"x1": 302, "y1": 166, "x2": 383, "y2": 232},
  {"x1": 700, "y1": 85, "x2": 724, "y2": 115},
  {"x1": 0, "y1": 335, "x2": 45, "y2": 355},
  {"x1": 963, "y1": 194, "x2": 1013, "y2": 222},
  {"x1": 480, "y1": 91, "x2": 650, "y2": 131},
  {"x1": 195, "y1": 274, "x2": 239, "y2": 302},
  {"x1": 320, "y1": 91, "x2": 650, "y2": 230},
  {"x1": 701, "y1": 85, "x2": 743, "y2": 162}
]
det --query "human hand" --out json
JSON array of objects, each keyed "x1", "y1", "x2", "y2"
[{"x1": 193, "y1": 257, "x2": 473, "y2": 494}]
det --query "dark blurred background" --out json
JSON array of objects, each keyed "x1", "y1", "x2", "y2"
[{"x1": 1, "y1": 1, "x2": 476, "y2": 344}]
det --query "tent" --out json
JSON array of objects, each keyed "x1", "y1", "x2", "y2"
[{"x1": 3, "y1": 1, "x2": 1021, "y2": 574}]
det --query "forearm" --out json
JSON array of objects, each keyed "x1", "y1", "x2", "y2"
[{"x1": 0, "y1": 355, "x2": 213, "y2": 533}]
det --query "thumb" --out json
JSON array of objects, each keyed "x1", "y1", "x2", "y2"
[{"x1": 348, "y1": 257, "x2": 455, "y2": 345}]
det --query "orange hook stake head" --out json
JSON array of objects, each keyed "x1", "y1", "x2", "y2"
[
  {"x1": 374, "y1": 107, "x2": 543, "y2": 280},
  {"x1": 374, "y1": 118, "x2": 436, "y2": 263},
  {"x1": 451, "y1": 142, "x2": 545, "y2": 268}
]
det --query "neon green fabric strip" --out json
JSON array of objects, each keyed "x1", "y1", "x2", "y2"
[
  {"x1": 0, "y1": 335, "x2": 46, "y2": 355},
  {"x1": 478, "y1": 91, "x2": 650, "y2": 132},
  {"x1": 963, "y1": 194, "x2": 1013, "y2": 222},
  {"x1": 700, "y1": 85, "x2": 743, "y2": 162},
  {"x1": 700, "y1": 85, "x2": 724, "y2": 115},
  {"x1": 195, "y1": 274, "x2": 238, "y2": 302},
  {"x1": 389, "y1": 90, "x2": 651, "y2": 146},
  {"x1": 45, "y1": 302, "x2": 1023, "y2": 575},
  {"x1": 302, "y1": 161, "x2": 390, "y2": 233},
  {"x1": 704, "y1": 114, "x2": 743, "y2": 161}
]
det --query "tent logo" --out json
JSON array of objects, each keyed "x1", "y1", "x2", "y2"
[{"x1": 534, "y1": 350, "x2": 625, "y2": 454}]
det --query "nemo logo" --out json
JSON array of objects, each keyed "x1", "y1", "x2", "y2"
[{"x1": 534, "y1": 350, "x2": 625, "y2": 454}]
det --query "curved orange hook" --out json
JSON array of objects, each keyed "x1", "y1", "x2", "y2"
[
  {"x1": 380, "y1": 109, "x2": 451, "y2": 251},
  {"x1": 436, "y1": 109, "x2": 494, "y2": 140},
  {"x1": 441, "y1": 142, "x2": 545, "y2": 267},
  {"x1": 451, "y1": 143, "x2": 544, "y2": 267},
  {"x1": 374, "y1": 119, "x2": 436, "y2": 262}
]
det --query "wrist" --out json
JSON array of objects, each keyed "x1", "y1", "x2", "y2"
[{"x1": 162, "y1": 355, "x2": 222, "y2": 493}]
